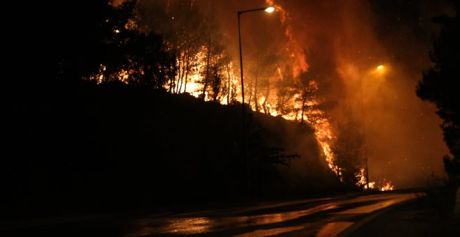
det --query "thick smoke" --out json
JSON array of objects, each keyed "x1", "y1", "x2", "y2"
[{"x1": 132, "y1": 0, "x2": 450, "y2": 187}]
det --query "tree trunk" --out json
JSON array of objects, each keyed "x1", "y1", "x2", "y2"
[
  {"x1": 176, "y1": 50, "x2": 187, "y2": 93},
  {"x1": 300, "y1": 92, "x2": 307, "y2": 124},
  {"x1": 183, "y1": 64, "x2": 189, "y2": 94},
  {"x1": 201, "y1": 37, "x2": 212, "y2": 101},
  {"x1": 226, "y1": 64, "x2": 232, "y2": 104},
  {"x1": 254, "y1": 71, "x2": 260, "y2": 112},
  {"x1": 174, "y1": 51, "x2": 183, "y2": 93},
  {"x1": 178, "y1": 54, "x2": 189, "y2": 93},
  {"x1": 262, "y1": 79, "x2": 270, "y2": 114}
]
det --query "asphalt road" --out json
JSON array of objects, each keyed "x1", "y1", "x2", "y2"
[{"x1": 1, "y1": 192, "x2": 421, "y2": 237}]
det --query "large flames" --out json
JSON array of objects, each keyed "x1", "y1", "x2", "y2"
[
  {"x1": 263, "y1": 0, "x2": 340, "y2": 177},
  {"x1": 264, "y1": 0, "x2": 395, "y2": 191}
]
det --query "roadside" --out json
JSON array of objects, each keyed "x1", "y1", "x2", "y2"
[{"x1": 349, "y1": 194, "x2": 460, "y2": 237}]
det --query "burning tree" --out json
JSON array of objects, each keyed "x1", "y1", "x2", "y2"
[
  {"x1": 334, "y1": 116, "x2": 366, "y2": 188},
  {"x1": 297, "y1": 64, "x2": 321, "y2": 124},
  {"x1": 275, "y1": 67, "x2": 299, "y2": 117},
  {"x1": 200, "y1": 33, "x2": 230, "y2": 101},
  {"x1": 136, "y1": 0, "x2": 233, "y2": 98}
]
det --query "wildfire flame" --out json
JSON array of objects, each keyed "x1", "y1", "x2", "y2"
[
  {"x1": 264, "y1": 0, "x2": 396, "y2": 190},
  {"x1": 380, "y1": 181, "x2": 395, "y2": 192},
  {"x1": 356, "y1": 168, "x2": 395, "y2": 191},
  {"x1": 264, "y1": 0, "x2": 341, "y2": 178},
  {"x1": 266, "y1": 0, "x2": 308, "y2": 78},
  {"x1": 175, "y1": 46, "x2": 339, "y2": 179},
  {"x1": 356, "y1": 168, "x2": 367, "y2": 187}
]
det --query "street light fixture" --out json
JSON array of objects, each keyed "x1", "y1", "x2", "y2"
[
  {"x1": 237, "y1": 6, "x2": 275, "y2": 198},
  {"x1": 265, "y1": 6, "x2": 276, "y2": 13},
  {"x1": 363, "y1": 64, "x2": 388, "y2": 190}
]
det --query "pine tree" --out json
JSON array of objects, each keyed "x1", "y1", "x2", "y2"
[{"x1": 417, "y1": 1, "x2": 460, "y2": 185}]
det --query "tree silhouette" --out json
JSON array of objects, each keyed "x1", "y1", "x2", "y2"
[
  {"x1": 137, "y1": 0, "x2": 209, "y2": 94},
  {"x1": 53, "y1": 0, "x2": 177, "y2": 89},
  {"x1": 417, "y1": 1, "x2": 460, "y2": 186}
]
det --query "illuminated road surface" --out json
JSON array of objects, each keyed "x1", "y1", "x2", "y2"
[
  {"x1": 1, "y1": 193, "x2": 420, "y2": 237},
  {"x1": 126, "y1": 193, "x2": 419, "y2": 237}
]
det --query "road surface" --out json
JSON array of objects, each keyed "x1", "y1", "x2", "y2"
[{"x1": 1, "y1": 192, "x2": 420, "y2": 237}]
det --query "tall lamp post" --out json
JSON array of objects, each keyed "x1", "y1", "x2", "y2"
[
  {"x1": 237, "y1": 6, "x2": 275, "y2": 198},
  {"x1": 363, "y1": 64, "x2": 386, "y2": 190},
  {"x1": 360, "y1": 74, "x2": 370, "y2": 190}
]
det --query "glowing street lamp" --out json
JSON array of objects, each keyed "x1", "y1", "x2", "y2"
[
  {"x1": 375, "y1": 64, "x2": 386, "y2": 75},
  {"x1": 265, "y1": 6, "x2": 276, "y2": 13}
]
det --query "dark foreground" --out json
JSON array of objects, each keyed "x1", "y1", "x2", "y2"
[{"x1": 0, "y1": 192, "x2": 421, "y2": 237}]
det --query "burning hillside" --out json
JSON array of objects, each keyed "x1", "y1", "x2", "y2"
[{"x1": 105, "y1": 0, "x2": 450, "y2": 189}]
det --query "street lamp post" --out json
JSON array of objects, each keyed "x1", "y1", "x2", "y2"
[
  {"x1": 361, "y1": 70, "x2": 370, "y2": 190},
  {"x1": 363, "y1": 64, "x2": 387, "y2": 190},
  {"x1": 237, "y1": 6, "x2": 275, "y2": 198}
]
